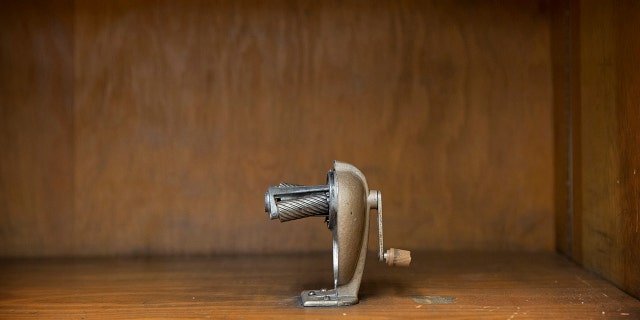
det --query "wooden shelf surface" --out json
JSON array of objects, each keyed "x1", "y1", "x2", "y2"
[{"x1": 1, "y1": 252, "x2": 639, "y2": 319}]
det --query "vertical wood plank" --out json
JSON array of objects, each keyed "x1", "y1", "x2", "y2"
[
  {"x1": 551, "y1": 0, "x2": 582, "y2": 262},
  {"x1": 551, "y1": 0, "x2": 575, "y2": 256}
]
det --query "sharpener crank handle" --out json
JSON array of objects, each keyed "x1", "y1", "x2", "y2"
[{"x1": 368, "y1": 190, "x2": 411, "y2": 267}]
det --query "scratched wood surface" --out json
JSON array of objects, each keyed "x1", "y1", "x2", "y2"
[
  {"x1": 1, "y1": 0, "x2": 553, "y2": 256},
  {"x1": 1, "y1": 252, "x2": 639, "y2": 319},
  {"x1": 551, "y1": 0, "x2": 640, "y2": 299}
]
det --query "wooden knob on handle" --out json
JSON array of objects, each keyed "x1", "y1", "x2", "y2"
[{"x1": 385, "y1": 248, "x2": 411, "y2": 267}]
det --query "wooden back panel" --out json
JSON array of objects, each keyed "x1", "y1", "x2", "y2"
[{"x1": 1, "y1": 0, "x2": 553, "y2": 256}]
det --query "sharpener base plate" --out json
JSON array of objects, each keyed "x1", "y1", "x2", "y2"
[{"x1": 300, "y1": 289, "x2": 358, "y2": 307}]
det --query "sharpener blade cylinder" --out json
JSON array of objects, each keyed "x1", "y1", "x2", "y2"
[{"x1": 264, "y1": 182, "x2": 331, "y2": 222}]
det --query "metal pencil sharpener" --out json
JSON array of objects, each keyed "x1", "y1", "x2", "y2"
[{"x1": 264, "y1": 161, "x2": 411, "y2": 307}]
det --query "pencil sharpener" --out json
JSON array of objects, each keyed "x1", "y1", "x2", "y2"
[{"x1": 264, "y1": 160, "x2": 411, "y2": 307}]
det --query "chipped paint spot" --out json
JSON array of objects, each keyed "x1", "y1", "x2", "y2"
[{"x1": 412, "y1": 296, "x2": 456, "y2": 304}]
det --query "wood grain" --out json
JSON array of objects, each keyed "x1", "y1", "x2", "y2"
[
  {"x1": 616, "y1": 1, "x2": 640, "y2": 300},
  {"x1": 1, "y1": 252, "x2": 639, "y2": 319},
  {"x1": 0, "y1": 0, "x2": 75, "y2": 256},
  {"x1": 552, "y1": 0, "x2": 640, "y2": 299},
  {"x1": 578, "y1": 0, "x2": 640, "y2": 299},
  {"x1": 1, "y1": 0, "x2": 553, "y2": 256}
]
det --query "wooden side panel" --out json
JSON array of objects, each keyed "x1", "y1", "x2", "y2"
[
  {"x1": 616, "y1": 1, "x2": 640, "y2": 299},
  {"x1": 0, "y1": 1, "x2": 75, "y2": 256},
  {"x1": 579, "y1": 0, "x2": 623, "y2": 288},
  {"x1": 556, "y1": 0, "x2": 640, "y2": 299}
]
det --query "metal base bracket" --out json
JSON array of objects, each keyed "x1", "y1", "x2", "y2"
[{"x1": 300, "y1": 289, "x2": 358, "y2": 307}]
